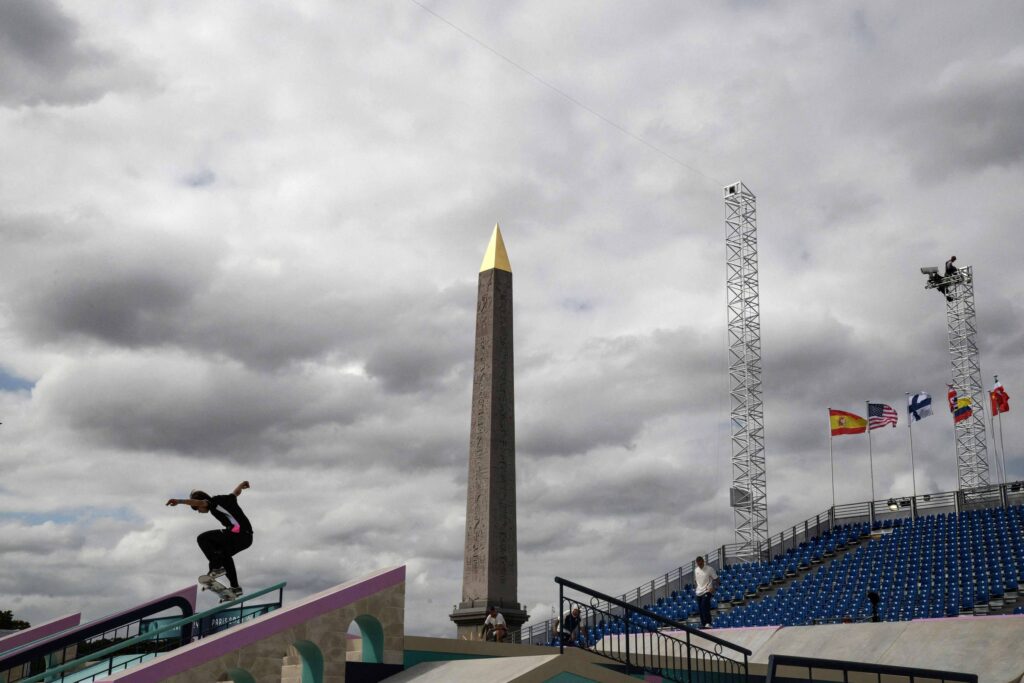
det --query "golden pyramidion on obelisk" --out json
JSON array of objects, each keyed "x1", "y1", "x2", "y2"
[{"x1": 479, "y1": 223, "x2": 512, "y2": 273}]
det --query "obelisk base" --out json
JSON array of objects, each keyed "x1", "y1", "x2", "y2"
[{"x1": 450, "y1": 600, "x2": 530, "y2": 642}]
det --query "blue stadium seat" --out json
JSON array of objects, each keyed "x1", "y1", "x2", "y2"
[{"x1": 709, "y1": 505, "x2": 1024, "y2": 628}]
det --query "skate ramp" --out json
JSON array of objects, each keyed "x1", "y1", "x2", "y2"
[
  {"x1": 615, "y1": 617, "x2": 1024, "y2": 683},
  {"x1": 0, "y1": 585, "x2": 196, "y2": 679},
  {"x1": 104, "y1": 565, "x2": 405, "y2": 683},
  {"x1": 748, "y1": 617, "x2": 1024, "y2": 683},
  {"x1": 386, "y1": 654, "x2": 561, "y2": 682},
  {"x1": 12, "y1": 583, "x2": 283, "y2": 683},
  {"x1": 391, "y1": 648, "x2": 637, "y2": 683},
  {"x1": 0, "y1": 613, "x2": 80, "y2": 655},
  {"x1": 657, "y1": 625, "x2": 780, "y2": 661}
]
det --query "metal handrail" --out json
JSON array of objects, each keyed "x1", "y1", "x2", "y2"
[
  {"x1": 765, "y1": 654, "x2": 977, "y2": 683},
  {"x1": 17, "y1": 583, "x2": 285, "y2": 683},
  {"x1": 557, "y1": 576, "x2": 750, "y2": 682},
  {"x1": 555, "y1": 576, "x2": 751, "y2": 655}
]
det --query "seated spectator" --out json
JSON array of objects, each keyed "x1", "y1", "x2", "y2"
[
  {"x1": 481, "y1": 606, "x2": 507, "y2": 642},
  {"x1": 557, "y1": 606, "x2": 581, "y2": 644}
]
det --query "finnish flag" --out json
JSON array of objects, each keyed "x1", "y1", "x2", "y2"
[{"x1": 908, "y1": 392, "x2": 933, "y2": 422}]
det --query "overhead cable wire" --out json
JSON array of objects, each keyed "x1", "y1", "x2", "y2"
[{"x1": 407, "y1": 0, "x2": 722, "y2": 186}]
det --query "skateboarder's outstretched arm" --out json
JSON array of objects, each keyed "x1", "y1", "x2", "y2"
[
  {"x1": 166, "y1": 497, "x2": 208, "y2": 510},
  {"x1": 232, "y1": 481, "x2": 250, "y2": 497}
]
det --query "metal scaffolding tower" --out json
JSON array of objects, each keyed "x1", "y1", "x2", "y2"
[
  {"x1": 926, "y1": 266, "x2": 990, "y2": 488},
  {"x1": 724, "y1": 181, "x2": 767, "y2": 561}
]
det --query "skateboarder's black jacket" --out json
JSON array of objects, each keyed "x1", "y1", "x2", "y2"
[{"x1": 209, "y1": 494, "x2": 253, "y2": 534}]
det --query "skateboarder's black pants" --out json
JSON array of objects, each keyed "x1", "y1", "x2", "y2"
[{"x1": 197, "y1": 529, "x2": 253, "y2": 588}]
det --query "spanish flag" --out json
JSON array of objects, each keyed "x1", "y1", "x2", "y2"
[{"x1": 829, "y1": 408, "x2": 868, "y2": 436}]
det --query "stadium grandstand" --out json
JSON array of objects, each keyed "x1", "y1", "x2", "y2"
[{"x1": 520, "y1": 481, "x2": 1024, "y2": 647}]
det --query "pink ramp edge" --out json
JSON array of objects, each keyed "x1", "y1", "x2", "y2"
[
  {"x1": 1, "y1": 585, "x2": 196, "y2": 659},
  {"x1": 0, "y1": 613, "x2": 81, "y2": 655},
  {"x1": 105, "y1": 565, "x2": 406, "y2": 683},
  {"x1": 99, "y1": 585, "x2": 199, "y2": 622}
]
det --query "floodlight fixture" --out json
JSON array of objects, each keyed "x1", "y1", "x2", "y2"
[
  {"x1": 887, "y1": 498, "x2": 899, "y2": 511},
  {"x1": 920, "y1": 266, "x2": 939, "y2": 275}
]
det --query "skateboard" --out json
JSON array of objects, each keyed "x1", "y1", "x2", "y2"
[{"x1": 199, "y1": 574, "x2": 237, "y2": 602}]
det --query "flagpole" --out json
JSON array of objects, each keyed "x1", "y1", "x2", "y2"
[
  {"x1": 989, "y1": 402, "x2": 1002, "y2": 484},
  {"x1": 949, "y1": 385, "x2": 961, "y2": 489},
  {"x1": 829, "y1": 425, "x2": 836, "y2": 510},
  {"x1": 907, "y1": 393, "x2": 917, "y2": 500},
  {"x1": 998, "y1": 409, "x2": 1008, "y2": 484},
  {"x1": 995, "y1": 375, "x2": 1009, "y2": 485},
  {"x1": 866, "y1": 400, "x2": 876, "y2": 522}
]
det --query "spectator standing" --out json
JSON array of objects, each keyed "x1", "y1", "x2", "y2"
[{"x1": 694, "y1": 556, "x2": 719, "y2": 628}]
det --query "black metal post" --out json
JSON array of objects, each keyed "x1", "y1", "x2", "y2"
[
  {"x1": 686, "y1": 623, "x2": 692, "y2": 682},
  {"x1": 559, "y1": 582, "x2": 564, "y2": 655},
  {"x1": 624, "y1": 608, "x2": 631, "y2": 673}
]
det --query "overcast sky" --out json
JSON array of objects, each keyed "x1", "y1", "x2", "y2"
[{"x1": 1, "y1": 1, "x2": 1023, "y2": 637}]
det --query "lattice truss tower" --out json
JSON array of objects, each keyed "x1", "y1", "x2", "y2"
[
  {"x1": 944, "y1": 266, "x2": 990, "y2": 488},
  {"x1": 724, "y1": 181, "x2": 767, "y2": 560}
]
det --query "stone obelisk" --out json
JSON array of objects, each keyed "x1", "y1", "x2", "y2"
[{"x1": 450, "y1": 224, "x2": 529, "y2": 639}]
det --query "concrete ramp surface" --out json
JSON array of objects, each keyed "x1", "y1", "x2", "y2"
[
  {"x1": 749, "y1": 617, "x2": 1024, "y2": 683},
  {"x1": 591, "y1": 617, "x2": 1024, "y2": 683},
  {"x1": 390, "y1": 649, "x2": 636, "y2": 683},
  {"x1": 387, "y1": 654, "x2": 561, "y2": 682}
]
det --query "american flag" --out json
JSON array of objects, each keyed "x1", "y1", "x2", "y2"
[{"x1": 868, "y1": 402, "x2": 898, "y2": 429}]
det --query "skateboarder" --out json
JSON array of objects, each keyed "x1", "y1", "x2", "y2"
[{"x1": 166, "y1": 481, "x2": 253, "y2": 600}]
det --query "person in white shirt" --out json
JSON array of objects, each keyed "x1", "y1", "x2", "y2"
[
  {"x1": 694, "y1": 556, "x2": 720, "y2": 628},
  {"x1": 482, "y1": 606, "x2": 508, "y2": 642}
]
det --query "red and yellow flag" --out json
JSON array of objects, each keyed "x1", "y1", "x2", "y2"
[
  {"x1": 990, "y1": 380, "x2": 1010, "y2": 415},
  {"x1": 829, "y1": 409, "x2": 867, "y2": 436}
]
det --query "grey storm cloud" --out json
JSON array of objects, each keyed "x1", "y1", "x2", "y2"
[
  {"x1": 892, "y1": 59, "x2": 1024, "y2": 181},
  {"x1": 0, "y1": 521, "x2": 83, "y2": 556},
  {"x1": 3, "y1": 215, "x2": 218, "y2": 347},
  {"x1": 0, "y1": 0, "x2": 145, "y2": 106},
  {"x1": 518, "y1": 327, "x2": 723, "y2": 457},
  {"x1": 1, "y1": 211, "x2": 478, "y2": 378},
  {"x1": 33, "y1": 352, "x2": 381, "y2": 457},
  {"x1": 526, "y1": 461, "x2": 719, "y2": 520}
]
